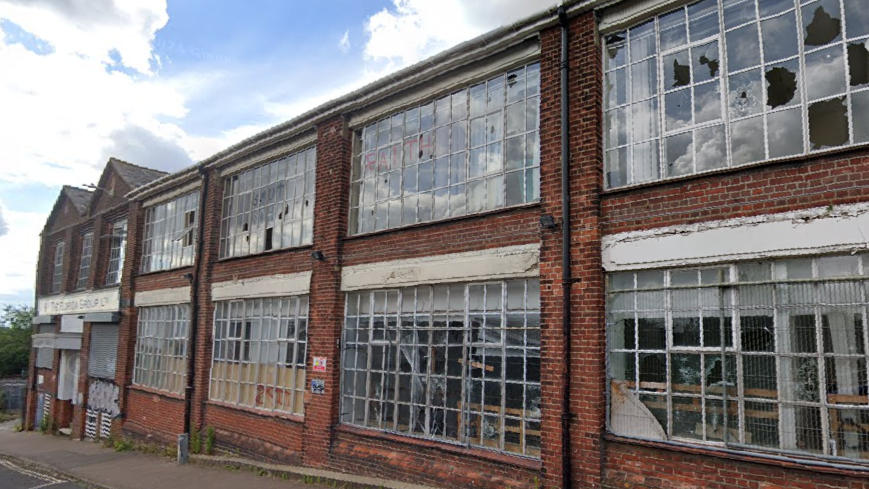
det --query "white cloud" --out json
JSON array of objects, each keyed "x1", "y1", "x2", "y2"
[
  {"x1": 339, "y1": 30, "x2": 350, "y2": 53},
  {"x1": 0, "y1": 198, "x2": 43, "y2": 305},
  {"x1": 0, "y1": 201, "x2": 7, "y2": 237},
  {"x1": 0, "y1": 0, "x2": 168, "y2": 74},
  {"x1": 364, "y1": 0, "x2": 559, "y2": 68}
]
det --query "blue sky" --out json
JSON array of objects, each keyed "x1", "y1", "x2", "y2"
[{"x1": 0, "y1": 0, "x2": 557, "y2": 307}]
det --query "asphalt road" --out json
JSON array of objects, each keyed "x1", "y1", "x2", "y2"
[{"x1": 0, "y1": 458, "x2": 84, "y2": 489}]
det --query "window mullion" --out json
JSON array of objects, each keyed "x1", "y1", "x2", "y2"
[{"x1": 813, "y1": 276, "x2": 831, "y2": 455}]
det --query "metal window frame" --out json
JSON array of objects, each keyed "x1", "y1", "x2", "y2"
[
  {"x1": 339, "y1": 279, "x2": 542, "y2": 459},
  {"x1": 132, "y1": 304, "x2": 190, "y2": 394},
  {"x1": 208, "y1": 296, "x2": 309, "y2": 416},
  {"x1": 218, "y1": 147, "x2": 317, "y2": 259},
  {"x1": 606, "y1": 253, "x2": 869, "y2": 463},
  {"x1": 603, "y1": 0, "x2": 869, "y2": 189},
  {"x1": 349, "y1": 62, "x2": 542, "y2": 235},
  {"x1": 141, "y1": 192, "x2": 199, "y2": 273},
  {"x1": 76, "y1": 233, "x2": 93, "y2": 290},
  {"x1": 105, "y1": 221, "x2": 127, "y2": 285},
  {"x1": 51, "y1": 242, "x2": 65, "y2": 294}
]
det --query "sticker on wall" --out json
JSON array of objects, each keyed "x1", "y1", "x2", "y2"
[
  {"x1": 311, "y1": 379, "x2": 325, "y2": 395},
  {"x1": 313, "y1": 357, "x2": 327, "y2": 372}
]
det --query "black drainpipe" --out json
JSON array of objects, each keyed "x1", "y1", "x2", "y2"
[
  {"x1": 183, "y1": 164, "x2": 209, "y2": 439},
  {"x1": 557, "y1": 6, "x2": 573, "y2": 488}
]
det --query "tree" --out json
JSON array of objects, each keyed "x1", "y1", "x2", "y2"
[{"x1": 0, "y1": 304, "x2": 35, "y2": 378}]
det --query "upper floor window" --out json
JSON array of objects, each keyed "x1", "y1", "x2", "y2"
[
  {"x1": 141, "y1": 192, "x2": 199, "y2": 273},
  {"x1": 105, "y1": 220, "x2": 127, "y2": 285},
  {"x1": 603, "y1": 0, "x2": 869, "y2": 188},
  {"x1": 350, "y1": 63, "x2": 541, "y2": 234},
  {"x1": 219, "y1": 147, "x2": 316, "y2": 259},
  {"x1": 76, "y1": 232, "x2": 93, "y2": 290},
  {"x1": 51, "y1": 242, "x2": 65, "y2": 294}
]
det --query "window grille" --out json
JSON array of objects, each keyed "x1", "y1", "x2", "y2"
[
  {"x1": 608, "y1": 254, "x2": 869, "y2": 461},
  {"x1": 350, "y1": 63, "x2": 541, "y2": 234},
  {"x1": 603, "y1": 0, "x2": 869, "y2": 188},
  {"x1": 210, "y1": 296, "x2": 309, "y2": 416},
  {"x1": 341, "y1": 279, "x2": 541, "y2": 458}
]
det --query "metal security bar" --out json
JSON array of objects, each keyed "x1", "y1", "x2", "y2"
[
  {"x1": 350, "y1": 63, "x2": 541, "y2": 234},
  {"x1": 219, "y1": 147, "x2": 317, "y2": 258},
  {"x1": 210, "y1": 296, "x2": 309, "y2": 416},
  {"x1": 603, "y1": 0, "x2": 869, "y2": 188},
  {"x1": 340, "y1": 279, "x2": 541, "y2": 458},
  {"x1": 607, "y1": 254, "x2": 869, "y2": 462},
  {"x1": 132, "y1": 305, "x2": 190, "y2": 394}
]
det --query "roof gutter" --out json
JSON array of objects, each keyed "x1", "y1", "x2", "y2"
[{"x1": 127, "y1": 0, "x2": 613, "y2": 202}]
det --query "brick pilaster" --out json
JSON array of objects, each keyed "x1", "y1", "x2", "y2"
[{"x1": 302, "y1": 117, "x2": 352, "y2": 466}]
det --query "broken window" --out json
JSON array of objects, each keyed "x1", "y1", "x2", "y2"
[
  {"x1": 603, "y1": 0, "x2": 869, "y2": 188},
  {"x1": 219, "y1": 147, "x2": 316, "y2": 258},
  {"x1": 141, "y1": 192, "x2": 199, "y2": 273},
  {"x1": 350, "y1": 63, "x2": 540, "y2": 234},
  {"x1": 608, "y1": 254, "x2": 869, "y2": 461},
  {"x1": 51, "y1": 242, "x2": 64, "y2": 294},
  {"x1": 210, "y1": 297, "x2": 308, "y2": 416},
  {"x1": 132, "y1": 304, "x2": 189, "y2": 394},
  {"x1": 341, "y1": 279, "x2": 541, "y2": 458},
  {"x1": 105, "y1": 221, "x2": 126, "y2": 285},
  {"x1": 76, "y1": 233, "x2": 93, "y2": 290}
]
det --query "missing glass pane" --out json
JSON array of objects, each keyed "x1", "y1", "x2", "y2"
[
  {"x1": 808, "y1": 96, "x2": 849, "y2": 149},
  {"x1": 803, "y1": 0, "x2": 842, "y2": 47},
  {"x1": 849, "y1": 41, "x2": 869, "y2": 87},
  {"x1": 765, "y1": 62, "x2": 800, "y2": 109}
]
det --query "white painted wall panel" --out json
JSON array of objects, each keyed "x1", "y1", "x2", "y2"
[
  {"x1": 135, "y1": 287, "x2": 191, "y2": 307},
  {"x1": 341, "y1": 244, "x2": 540, "y2": 291},
  {"x1": 603, "y1": 203, "x2": 869, "y2": 271},
  {"x1": 211, "y1": 271, "x2": 312, "y2": 301}
]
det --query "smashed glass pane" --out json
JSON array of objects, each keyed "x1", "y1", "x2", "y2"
[
  {"x1": 767, "y1": 107, "x2": 804, "y2": 158},
  {"x1": 726, "y1": 24, "x2": 761, "y2": 72},
  {"x1": 692, "y1": 41, "x2": 720, "y2": 83},
  {"x1": 694, "y1": 124, "x2": 727, "y2": 172},
  {"x1": 808, "y1": 96, "x2": 849, "y2": 150},
  {"x1": 805, "y1": 45, "x2": 846, "y2": 101},
  {"x1": 606, "y1": 34, "x2": 627, "y2": 69},
  {"x1": 728, "y1": 69, "x2": 763, "y2": 118},
  {"x1": 665, "y1": 131, "x2": 693, "y2": 177},
  {"x1": 803, "y1": 0, "x2": 842, "y2": 47},
  {"x1": 664, "y1": 50, "x2": 692, "y2": 88},
  {"x1": 666, "y1": 89, "x2": 692, "y2": 131},
  {"x1": 848, "y1": 40, "x2": 869, "y2": 87},
  {"x1": 730, "y1": 116, "x2": 765, "y2": 166},
  {"x1": 765, "y1": 60, "x2": 800, "y2": 109},
  {"x1": 761, "y1": 11, "x2": 798, "y2": 63}
]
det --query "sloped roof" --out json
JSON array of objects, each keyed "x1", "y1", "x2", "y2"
[
  {"x1": 110, "y1": 158, "x2": 167, "y2": 189},
  {"x1": 63, "y1": 186, "x2": 93, "y2": 215}
]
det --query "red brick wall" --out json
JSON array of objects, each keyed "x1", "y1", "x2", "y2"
[
  {"x1": 601, "y1": 148, "x2": 869, "y2": 235},
  {"x1": 604, "y1": 440, "x2": 869, "y2": 489},
  {"x1": 203, "y1": 403, "x2": 303, "y2": 463},
  {"x1": 123, "y1": 387, "x2": 185, "y2": 442}
]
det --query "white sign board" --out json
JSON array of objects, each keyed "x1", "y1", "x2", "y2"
[
  {"x1": 61, "y1": 315, "x2": 84, "y2": 333},
  {"x1": 38, "y1": 288, "x2": 120, "y2": 316}
]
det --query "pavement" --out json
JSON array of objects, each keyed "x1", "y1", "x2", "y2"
[{"x1": 0, "y1": 418, "x2": 437, "y2": 489}]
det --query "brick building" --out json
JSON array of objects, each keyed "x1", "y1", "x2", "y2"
[{"x1": 26, "y1": 0, "x2": 869, "y2": 487}]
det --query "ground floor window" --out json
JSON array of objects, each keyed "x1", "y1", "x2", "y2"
[
  {"x1": 132, "y1": 304, "x2": 189, "y2": 394},
  {"x1": 341, "y1": 279, "x2": 541, "y2": 458},
  {"x1": 608, "y1": 254, "x2": 869, "y2": 461},
  {"x1": 210, "y1": 296, "x2": 308, "y2": 416}
]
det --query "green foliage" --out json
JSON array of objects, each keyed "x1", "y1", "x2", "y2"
[
  {"x1": 13, "y1": 423, "x2": 22, "y2": 432},
  {"x1": 190, "y1": 427, "x2": 202, "y2": 454},
  {"x1": 0, "y1": 304, "x2": 34, "y2": 377},
  {"x1": 39, "y1": 416, "x2": 52, "y2": 434},
  {"x1": 204, "y1": 426, "x2": 215, "y2": 455},
  {"x1": 113, "y1": 439, "x2": 133, "y2": 452}
]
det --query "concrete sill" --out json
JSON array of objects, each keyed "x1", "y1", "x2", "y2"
[{"x1": 204, "y1": 401, "x2": 304, "y2": 424}]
